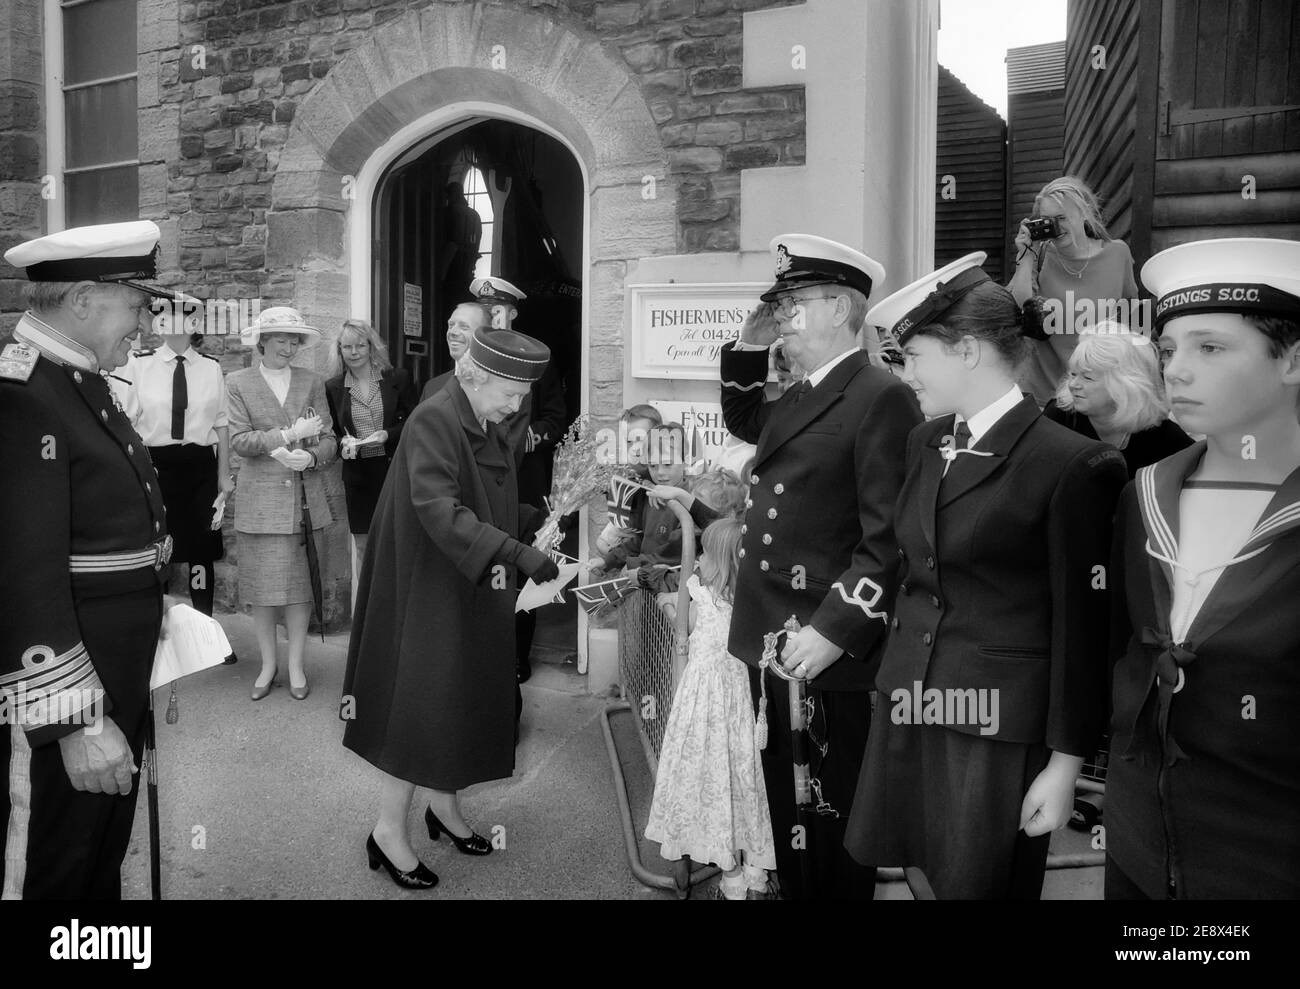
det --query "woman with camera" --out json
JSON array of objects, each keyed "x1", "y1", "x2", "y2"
[{"x1": 1008, "y1": 176, "x2": 1139, "y2": 405}]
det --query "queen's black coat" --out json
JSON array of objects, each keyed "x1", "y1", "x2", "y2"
[
  {"x1": 341, "y1": 378, "x2": 536, "y2": 790},
  {"x1": 844, "y1": 398, "x2": 1128, "y2": 897},
  {"x1": 1107, "y1": 443, "x2": 1300, "y2": 899}
]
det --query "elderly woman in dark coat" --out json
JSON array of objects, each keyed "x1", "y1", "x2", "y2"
[{"x1": 341, "y1": 328, "x2": 558, "y2": 891}]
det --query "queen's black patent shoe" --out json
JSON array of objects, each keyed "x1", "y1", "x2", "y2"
[
  {"x1": 425, "y1": 806, "x2": 492, "y2": 856},
  {"x1": 366, "y1": 833, "x2": 439, "y2": 890}
]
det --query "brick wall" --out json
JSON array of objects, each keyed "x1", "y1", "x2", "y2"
[
  {"x1": 0, "y1": 0, "x2": 45, "y2": 335},
  {"x1": 162, "y1": 0, "x2": 804, "y2": 302}
]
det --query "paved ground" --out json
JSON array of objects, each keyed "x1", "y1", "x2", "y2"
[{"x1": 120, "y1": 611, "x2": 1102, "y2": 900}]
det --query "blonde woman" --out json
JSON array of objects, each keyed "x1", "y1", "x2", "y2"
[
  {"x1": 324, "y1": 318, "x2": 417, "y2": 559},
  {"x1": 1008, "y1": 176, "x2": 1140, "y2": 404},
  {"x1": 1045, "y1": 328, "x2": 1193, "y2": 478}
]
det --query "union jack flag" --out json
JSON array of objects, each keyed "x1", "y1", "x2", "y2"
[
  {"x1": 571, "y1": 574, "x2": 637, "y2": 617},
  {"x1": 607, "y1": 473, "x2": 646, "y2": 531}
]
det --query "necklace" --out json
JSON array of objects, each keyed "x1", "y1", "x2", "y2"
[{"x1": 1054, "y1": 248, "x2": 1093, "y2": 279}]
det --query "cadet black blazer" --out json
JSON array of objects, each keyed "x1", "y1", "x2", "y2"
[{"x1": 876, "y1": 398, "x2": 1128, "y2": 752}]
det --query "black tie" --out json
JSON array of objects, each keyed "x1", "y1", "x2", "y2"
[
  {"x1": 953, "y1": 420, "x2": 972, "y2": 451},
  {"x1": 789, "y1": 380, "x2": 812, "y2": 405},
  {"x1": 940, "y1": 420, "x2": 972, "y2": 489},
  {"x1": 171, "y1": 355, "x2": 187, "y2": 441}
]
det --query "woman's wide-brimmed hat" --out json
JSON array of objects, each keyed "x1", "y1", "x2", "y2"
[
  {"x1": 242, "y1": 306, "x2": 321, "y2": 345},
  {"x1": 467, "y1": 328, "x2": 550, "y2": 382}
]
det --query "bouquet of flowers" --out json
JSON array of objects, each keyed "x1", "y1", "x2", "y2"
[{"x1": 531, "y1": 415, "x2": 623, "y2": 554}]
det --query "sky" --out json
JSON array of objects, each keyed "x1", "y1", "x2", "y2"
[{"x1": 937, "y1": 0, "x2": 1067, "y2": 120}]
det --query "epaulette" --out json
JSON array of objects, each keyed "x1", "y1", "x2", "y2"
[
  {"x1": 107, "y1": 372, "x2": 132, "y2": 385},
  {"x1": 201, "y1": 352, "x2": 220, "y2": 362},
  {"x1": 131, "y1": 348, "x2": 157, "y2": 357},
  {"x1": 0, "y1": 342, "x2": 39, "y2": 383}
]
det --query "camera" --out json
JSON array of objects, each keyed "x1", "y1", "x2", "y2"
[{"x1": 1026, "y1": 216, "x2": 1062, "y2": 241}]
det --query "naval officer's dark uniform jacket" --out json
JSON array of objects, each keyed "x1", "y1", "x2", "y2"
[
  {"x1": 719, "y1": 340, "x2": 922, "y2": 899},
  {"x1": 1107, "y1": 443, "x2": 1300, "y2": 899},
  {"x1": 844, "y1": 396, "x2": 1128, "y2": 898},
  {"x1": 0, "y1": 314, "x2": 168, "y2": 899}
]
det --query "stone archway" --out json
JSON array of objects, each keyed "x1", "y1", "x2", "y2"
[{"x1": 267, "y1": 0, "x2": 676, "y2": 426}]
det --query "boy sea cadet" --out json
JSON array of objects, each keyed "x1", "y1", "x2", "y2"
[{"x1": 1106, "y1": 237, "x2": 1300, "y2": 900}]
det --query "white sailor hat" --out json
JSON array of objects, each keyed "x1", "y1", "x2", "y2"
[
  {"x1": 471, "y1": 276, "x2": 526, "y2": 307},
  {"x1": 1142, "y1": 238, "x2": 1300, "y2": 334},
  {"x1": 241, "y1": 306, "x2": 321, "y2": 345},
  {"x1": 760, "y1": 234, "x2": 885, "y2": 303},
  {"x1": 865, "y1": 252, "x2": 991, "y2": 345},
  {"x1": 3, "y1": 220, "x2": 170, "y2": 298}
]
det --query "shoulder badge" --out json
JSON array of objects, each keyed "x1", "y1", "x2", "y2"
[{"x1": 0, "y1": 343, "x2": 39, "y2": 383}]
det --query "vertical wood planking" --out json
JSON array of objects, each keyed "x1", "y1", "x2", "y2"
[{"x1": 1193, "y1": 0, "x2": 1228, "y2": 109}]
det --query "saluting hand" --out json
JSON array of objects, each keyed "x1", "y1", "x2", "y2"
[
  {"x1": 58, "y1": 717, "x2": 137, "y2": 796},
  {"x1": 739, "y1": 301, "x2": 781, "y2": 348}
]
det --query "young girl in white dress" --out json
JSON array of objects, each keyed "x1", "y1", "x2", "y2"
[{"x1": 644, "y1": 516, "x2": 776, "y2": 899}]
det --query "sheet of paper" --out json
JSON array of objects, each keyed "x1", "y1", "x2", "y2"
[
  {"x1": 151, "y1": 604, "x2": 232, "y2": 690},
  {"x1": 515, "y1": 563, "x2": 581, "y2": 614}
]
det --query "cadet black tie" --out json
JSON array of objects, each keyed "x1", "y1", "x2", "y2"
[
  {"x1": 953, "y1": 419, "x2": 972, "y2": 451},
  {"x1": 789, "y1": 379, "x2": 811, "y2": 405},
  {"x1": 171, "y1": 355, "x2": 187, "y2": 440},
  {"x1": 941, "y1": 420, "x2": 972, "y2": 486}
]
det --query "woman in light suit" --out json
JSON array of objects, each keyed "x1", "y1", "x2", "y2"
[
  {"x1": 226, "y1": 307, "x2": 337, "y2": 701},
  {"x1": 843, "y1": 255, "x2": 1128, "y2": 899}
]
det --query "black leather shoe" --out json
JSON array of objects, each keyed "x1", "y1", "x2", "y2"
[
  {"x1": 366, "y1": 833, "x2": 438, "y2": 890},
  {"x1": 223, "y1": 651, "x2": 238, "y2": 665},
  {"x1": 516, "y1": 658, "x2": 532, "y2": 683},
  {"x1": 425, "y1": 806, "x2": 492, "y2": 856}
]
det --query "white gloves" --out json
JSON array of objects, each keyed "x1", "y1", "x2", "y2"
[
  {"x1": 270, "y1": 447, "x2": 313, "y2": 471},
  {"x1": 285, "y1": 414, "x2": 323, "y2": 442}
]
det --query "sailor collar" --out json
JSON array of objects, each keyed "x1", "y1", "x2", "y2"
[{"x1": 1137, "y1": 440, "x2": 1300, "y2": 574}]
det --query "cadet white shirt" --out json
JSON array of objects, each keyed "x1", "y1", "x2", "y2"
[{"x1": 120, "y1": 343, "x2": 229, "y2": 446}]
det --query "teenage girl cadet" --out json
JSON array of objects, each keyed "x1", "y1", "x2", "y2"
[
  {"x1": 843, "y1": 253, "x2": 1129, "y2": 899},
  {"x1": 1106, "y1": 238, "x2": 1300, "y2": 900}
]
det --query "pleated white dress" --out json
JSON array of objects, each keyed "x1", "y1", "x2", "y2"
[{"x1": 645, "y1": 576, "x2": 776, "y2": 872}]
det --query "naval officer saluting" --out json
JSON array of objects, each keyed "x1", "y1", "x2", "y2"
[
  {"x1": 1, "y1": 221, "x2": 174, "y2": 898},
  {"x1": 720, "y1": 234, "x2": 922, "y2": 899}
]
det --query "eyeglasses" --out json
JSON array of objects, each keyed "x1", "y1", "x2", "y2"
[{"x1": 773, "y1": 293, "x2": 836, "y2": 318}]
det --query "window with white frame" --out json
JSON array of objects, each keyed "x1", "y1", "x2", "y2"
[
  {"x1": 60, "y1": 0, "x2": 139, "y2": 226},
  {"x1": 462, "y1": 166, "x2": 494, "y2": 279}
]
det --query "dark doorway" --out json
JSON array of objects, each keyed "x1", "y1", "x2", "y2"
[
  {"x1": 371, "y1": 118, "x2": 584, "y2": 426},
  {"x1": 371, "y1": 117, "x2": 584, "y2": 673}
]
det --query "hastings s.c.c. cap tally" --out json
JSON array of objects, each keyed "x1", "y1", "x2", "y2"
[
  {"x1": 865, "y1": 252, "x2": 991, "y2": 347},
  {"x1": 1142, "y1": 237, "x2": 1300, "y2": 333}
]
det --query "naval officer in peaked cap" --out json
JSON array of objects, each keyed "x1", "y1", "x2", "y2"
[
  {"x1": 720, "y1": 234, "x2": 923, "y2": 899},
  {"x1": 1, "y1": 220, "x2": 173, "y2": 898}
]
